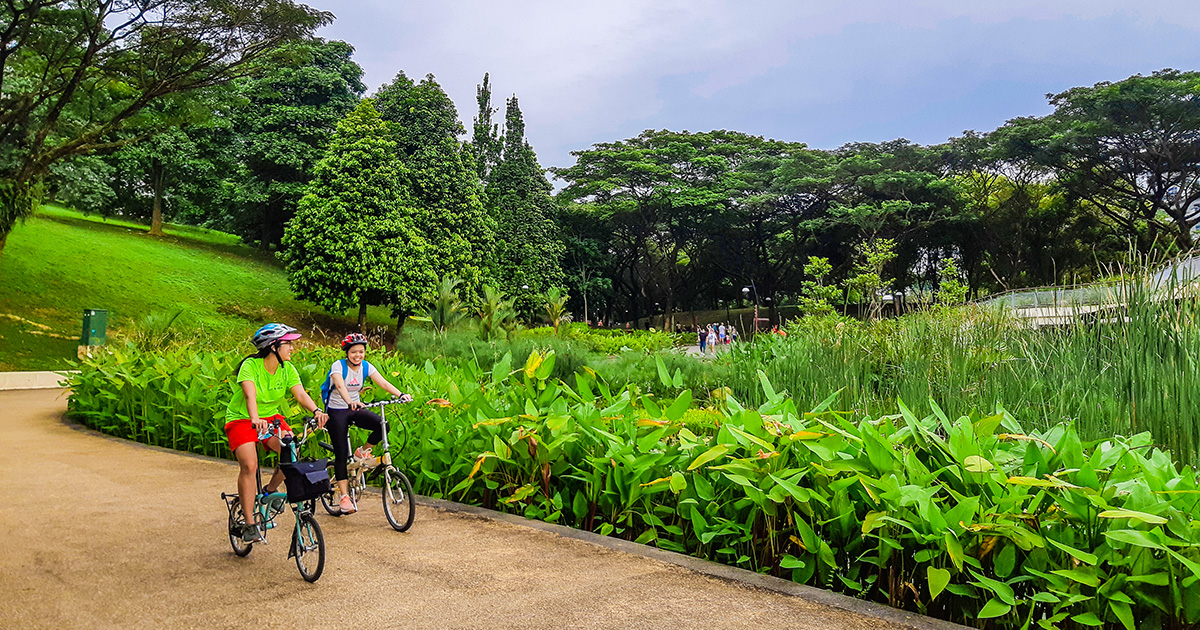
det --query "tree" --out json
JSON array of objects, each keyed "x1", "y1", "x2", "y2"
[
  {"x1": 798, "y1": 256, "x2": 839, "y2": 315},
  {"x1": 374, "y1": 72, "x2": 495, "y2": 307},
  {"x1": 482, "y1": 93, "x2": 565, "y2": 319},
  {"x1": 0, "y1": 0, "x2": 331, "y2": 255},
  {"x1": 469, "y1": 73, "x2": 502, "y2": 184},
  {"x1": 555, "y1": 130, "x2": 772, "y2": 329},
  {"x1": 280, "y1": 99, "x2": 432, "y2": 330},
  {"x1": 847, "y1": 238, "x2": 897, "y2": 320},
  {"x1": 477, "y1": 285, "x2": 516, "y2": 341},
  {"x1": 230, "y1": 39, "x2": 365, "y2": 249},
  {"x1": 1035, "y1": 70, "x2": 1200, "y2": 249}
]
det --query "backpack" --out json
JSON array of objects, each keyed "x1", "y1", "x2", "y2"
[{"x1": 320, "y1": 359, "x2": 372, "y2": 407}]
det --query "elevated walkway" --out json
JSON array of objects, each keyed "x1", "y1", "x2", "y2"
[{"x1": 977, "y1": 255, "x2": 1200, "y2": 327}]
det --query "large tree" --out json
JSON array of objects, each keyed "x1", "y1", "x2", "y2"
[
  {"x1": 281, "y1": 99, "x2": 432, "y2": 329},
  {"x1": 476, "y1": 88, "x2": 564, "y2": 319},
  {"x1": 374, "y1": 72, "x2": 495, "y2": 306},
  {"x1": 0, "y1": 0, "x2": 330, "y2": 255},
  {"x1": 230, "y1": 38, "x2": 365, "y2": 249},
  {"x1": 1035, "y1": 69, "x2": 1200, "y2": 249}
]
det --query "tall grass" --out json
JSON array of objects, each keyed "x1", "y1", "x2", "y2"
[{"x1": 726, "y1": 288, "x2": 1200, "y2": 465}]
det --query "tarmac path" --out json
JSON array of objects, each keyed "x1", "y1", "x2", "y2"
[{"x1": 0, "y1": 388, "x2": 922, "y2": 630}]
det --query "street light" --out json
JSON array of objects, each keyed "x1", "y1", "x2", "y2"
[{"x1": 742, "y1": 284, "x2": 761, "y2": 333}]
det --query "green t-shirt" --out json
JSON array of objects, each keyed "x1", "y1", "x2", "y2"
[{"x1": 224, "y1": 358, "x2": 302, "y2": 423}]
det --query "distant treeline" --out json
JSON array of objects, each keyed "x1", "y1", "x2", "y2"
[{"x1": 5, "y1": 4, "x2": 1198, "y2": 327}]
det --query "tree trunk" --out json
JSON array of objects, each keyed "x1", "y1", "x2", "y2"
[
  {"x1": 148, "y1": 159, "x2": 165, "y2": 236},
  {"x1": 0, "y1": 231, "x2": 7, "y2": 258},
  {"x1": 358, "y1": 298, "x2": 368, "y2": 331}
]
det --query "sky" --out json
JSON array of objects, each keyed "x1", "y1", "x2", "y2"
[{"x1": 303, "y1": 1, "x2": 1200, "y2": 172}]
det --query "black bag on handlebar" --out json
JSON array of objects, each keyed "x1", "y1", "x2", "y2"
[{"x1": 280, "y1": 459, "x2": 331, "y2": 502}]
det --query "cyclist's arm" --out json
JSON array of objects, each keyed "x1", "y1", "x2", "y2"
[
  {"x1": 331, "y1": 371, "x2": 361, "y2": 410},
  {"x1": 369, "y1": 370, "x2": 409, "y2": 401},
  {"x1": 290, "y1": 383, "x2": 328, "y2": 428}
]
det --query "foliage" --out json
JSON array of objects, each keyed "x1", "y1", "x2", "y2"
[
  {"x1": 1035, "y1": 69, "x2": 1200, "y2": 248},
  {"x1": 0, "y1": 0, "x2": 331, "y2": 254},
  {"x1": 281, "y1": 99, "x2": 432, "y2": 325},
  {"x1": 846, "y1": 238, "x2": 897, "y2": 320},
  {"x1": 374, "y1": 72, "x2": 495, "y2": 307},
  {"x1": 225, "y1": 39, "x2": 366, "y2": 248},
  {"x1": 543, "y1": 287, "x2": 570, "y2": 334},
  {"x1": 798, "y1": 256, "x2": 840, "y2": 315},
  {"x1": 477, "y1": 285, "x2": 517, "y2": 341},
  {"x1": 66, "y1": 345, "x2": 1200, "y2": 629},
  {"x1": 474, "y1": 82, "x2": 565, "y2": 317},
  {"x1": 426, "y1": 276, "x2": 468, "y2": 336},
  {"x1": 937, "y1": 258, "x2": 970, "y2": 306}
]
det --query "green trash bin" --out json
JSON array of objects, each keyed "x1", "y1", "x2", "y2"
[{"x1": 81, "y1": 309, "x2": 108, "y2": 346}]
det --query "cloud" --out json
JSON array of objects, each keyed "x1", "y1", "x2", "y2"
[{"x1": 305, "y1": 1, "x2": 1200, "y2": 169}]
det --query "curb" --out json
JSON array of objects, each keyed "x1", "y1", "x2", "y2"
[
  {"x1": 56, "y1": 405, "x2": 969, "y2": 630},
  {"x1": 0, "y1": 371, "x2": 75, "y2": 390}
]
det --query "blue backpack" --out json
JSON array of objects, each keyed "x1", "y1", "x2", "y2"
[{"x1": 320, "y1": 359, "x2": 372, "y2": 407}]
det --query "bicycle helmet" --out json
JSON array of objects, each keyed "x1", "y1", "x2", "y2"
[
  {"x1": 341, "y1": 332, "x2": 368, "y2": 351},
  {"x1": 252, "y1": 323, "x2": 301, "y2": 350}
]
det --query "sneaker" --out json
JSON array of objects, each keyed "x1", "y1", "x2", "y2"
[
  {"x1": 242, "y1": 523, "x2": 266, "y2": 544},
  {"x1": 339, "y1": 494, "x2": 357, "y2": 514},
  {"x1": 354, "y1": 446, "x2": 374, "y2": 462}
]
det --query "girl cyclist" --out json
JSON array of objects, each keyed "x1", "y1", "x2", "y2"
[
  {"x1": 326, "y1": 333, "x2": 412, "y2": 514},
  {"x1": 225, "y1": 323, "x2": 328, "y2": 542}
]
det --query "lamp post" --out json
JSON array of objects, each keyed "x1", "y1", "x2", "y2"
[{"x1": 742, "y1": 283, "x2": 760, "y2": 334}]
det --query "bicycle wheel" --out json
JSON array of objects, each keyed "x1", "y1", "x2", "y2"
[
  {"x1": 293, "y1": 512, "x2": 325, "y2": 582},
  {"x1": 382, "y1": 466, "x2": 415, "y2": 532},
  {"x1": 228, "y1": 501, "x2": 253, "y2": 557}
]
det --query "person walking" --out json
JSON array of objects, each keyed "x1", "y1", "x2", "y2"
[
  {"x1": 698, "y1": 326, "x2": 706, "y2": 354},
  {"x1": 706, "y1": 326, "x2": 718, "y2": 355}
]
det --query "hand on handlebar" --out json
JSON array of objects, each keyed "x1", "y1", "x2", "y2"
[
  {"x1": 315, "y1": 409, "x2": 328, "y2": 429},
  {"x1": 349, "y1": 401, "x2": 364, "y2": 411},
  {"x1": 252, "y1": 417, "x2": 269, "y2": 435},
  {"x1": 396, "y1": 393, "x2": 413, "y2": 404}
]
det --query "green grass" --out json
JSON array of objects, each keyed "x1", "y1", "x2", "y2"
[{"x1": 0, "y1": 206, "x2": 395, "y2": 370}]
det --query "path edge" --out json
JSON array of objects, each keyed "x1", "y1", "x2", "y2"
[{"x1": 58, "y1": 402, "x2": 968, "y2": 630}]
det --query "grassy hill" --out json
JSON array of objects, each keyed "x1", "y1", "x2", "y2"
[{"x1": 0, "y1": 206, "x2": 394, "y2": 371}]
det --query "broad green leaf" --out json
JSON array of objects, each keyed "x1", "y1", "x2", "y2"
[
  {"x1": 1104, "y1": 529, "x2": 1166, "y2": 550},
  {"x1": 769, "y1": 473, "x2": 811, "y2": 505},
  {"x1": 1109, "y1": 600, "x2": 1135, "y2": 630},
  {"x1": 655, "y1": 356, "x2": 673, "y2": 389},
  {"x1": 993, "y1": 543, "x2": 1017, "y2": 578},
  {"x1": 1051, "y1": 568, "x2": 1102, "y2": 587},
  {"x1": 669, "y1": 472, "x2": 687, "y2": 493},
  {"x1": 1097, "y1": 509, "x2": 1167, "y2": 525},
  {"x1": 861, "y1": 510, "x2": 887, "y2": 535},
  {"x1": 927, "y1": 567, "x2": 951, "y2": 601},
  {"x1": 665, "y1": 389, "x2": 692, "y2": 422},
  {"x1": 757, "y1": 369, "x2": 778, "y2": 401},
  {"x1": 969, "y1": 568, "x2": 1016, "y2": 605},
  {"x1": 1071, "y1": 612, "x2": 1103, "y2": 627},
  {"x1": 1046, "y1": 537, "x2": 1098, "y2": 566},
  {"x1": 687, "y1": 444, "x2": 730, "y2": 470},
  {"x1": 780, "y1": 554, "x2": 805, "y2": 569},
  {"x1": 964, "y1": 455, "x2": 994, "y2": 473},
  {"x1": 977, "y1": 598, "x2": 1011, "y2": 619}
]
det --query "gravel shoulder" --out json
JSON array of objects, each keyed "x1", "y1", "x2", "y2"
[{"x1": 1, "y1": 388, "x2": 926, "y2": 630}]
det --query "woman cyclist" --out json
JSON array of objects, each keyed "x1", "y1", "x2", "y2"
[
  {"x1": 225, "y1": 323, "x2": 328, "y2": 542},
  {"x1": 326, "y1": 333, "x2": 411, "y2": 514}
]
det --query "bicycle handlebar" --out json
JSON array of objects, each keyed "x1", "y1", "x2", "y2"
[{"x1": 356, "y1": 396, "x2": 412, "y2": 409}]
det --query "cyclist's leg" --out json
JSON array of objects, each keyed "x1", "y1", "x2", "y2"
[
  {"x1": 349, "y1": 409, "x2": 384, "y2": 457},
  {"x1": 260, "y1": 417, "x2": 292, "y2": 493},
  {"x1": 233, "y1": 442, "x2": 260, "y2": 526},
  {"x1": 326, "y1": 408, "x2": 352, "y2": 496}
]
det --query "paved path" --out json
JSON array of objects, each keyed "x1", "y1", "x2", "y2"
[{"x1": 1, "y1": 389, "x2": 918, "y2": 630}]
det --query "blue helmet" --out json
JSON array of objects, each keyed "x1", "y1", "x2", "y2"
[{"x1": 252, "y1": 323, "x2": 301, "y2": 350}]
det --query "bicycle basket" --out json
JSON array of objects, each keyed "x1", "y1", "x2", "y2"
[{"x1": 280, "y1": 459, "x2": 331, "y2": 502}]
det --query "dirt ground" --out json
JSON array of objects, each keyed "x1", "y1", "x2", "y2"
[{"x1": 1, "y1": 388, "x2": 914, "y2": 630}]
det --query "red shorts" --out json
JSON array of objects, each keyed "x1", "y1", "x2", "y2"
[{"x1": 224, "y1": 415, "x2": 291, "y2": 452}]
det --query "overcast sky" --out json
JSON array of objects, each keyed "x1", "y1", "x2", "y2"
[{"x1": 303, "y1": 1, "x2": 1200, "y2": 172}]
